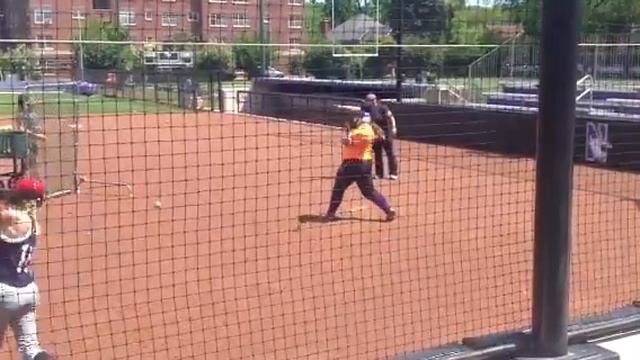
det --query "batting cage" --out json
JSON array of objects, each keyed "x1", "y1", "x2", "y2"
[
  {"x1": 19, "y1": 82, "x2": 82, "y2": 198},
  {"x1": 0, "y1": 1, "x2": 639, "y2": 360}
]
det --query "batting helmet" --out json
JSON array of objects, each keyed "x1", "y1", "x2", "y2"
[
  {"x1": 13, "y1": 177, "x2": 46, "y2": 201},
  {"x1": 360, "y1": 112, "x2": 372, "y2": 124}
]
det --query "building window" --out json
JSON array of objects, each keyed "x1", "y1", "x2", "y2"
[
  {"x1": 232, "y1": 13, "x2": 249, "y2": 28},
  {"x1": 288, "y1": 0, "x2": 303, "y2": 5},
  {"x1": 161, "y1": 13, "x2": 178, "y2": 27},
  {"x1": 209, "y1": 14, "x2": 225, "y2": 27},
  {"x1": 232, "y1": 0, "x2": 249, "y2": 4},
  {"x1": 119, "y1": 11, "x2": 136, "y2": 26},
  {"x1": 288, "y1": 15, "x2": 302, "y2": 29},
  {"x1": 35, "y1": 35, "x2": 54, "y2": 50},
  {"x1": 188, "y1": 12, "x2": 199, "y2": 23},
  {"x1": 144, "y1": 10, "x2": 153, "y2": 21},
  {"x1": 289, "y1": 37, "x2": 302, "y2": 52},
  {"x1": 72, "y1": 9, "x2": 86, "y2": 20},
  {"x1": 162, "y1": 0, "x2": 177, "y2": 2},
  {"x1": 93, "y1": 0, "x2": 111, "y2": 10},
  {"x1": 209, "y1": 0, "x2": 226, "y2": 3},
  {"x1": 33, "y1": 9, "x2": 53, "y2": 25},
  {"x1": 263, "y1": 14, "x2": 270, "y2": 24},
  {"x1": 289, "y1": 37, "x2": 301, "y2": 46}
]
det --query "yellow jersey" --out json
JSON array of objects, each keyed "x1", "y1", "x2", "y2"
[{"x1": 343, "y1": 123, "x2": 376, "y2": 161}]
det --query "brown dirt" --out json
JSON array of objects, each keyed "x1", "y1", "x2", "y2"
[{"x1": 0, "y1": 112, "x2": 636, "y2": 359}]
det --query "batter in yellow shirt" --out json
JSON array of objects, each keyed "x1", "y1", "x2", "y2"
[
  {"x1": 325, "y1": 117, "x2": 396, "y2": 222},
  {"x1": 343, "y1": 122, "x2": 376, "y2": 161}
]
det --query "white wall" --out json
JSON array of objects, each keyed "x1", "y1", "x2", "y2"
[{"x1": 596, "y1": 333, "x2": 640, "y2": 359}]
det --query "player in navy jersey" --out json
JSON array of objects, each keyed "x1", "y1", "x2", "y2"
[
  {"x1": 360, "y1": 93, "x2": 399, "y2": 180},
  {"x1": 0, "y1": 178, "x2": 55, "y2": 360}
]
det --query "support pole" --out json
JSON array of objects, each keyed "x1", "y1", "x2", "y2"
[
  {"x1": 259, "y1": 0, "x2": 266, "y2": 77},
  {"x1": 77, "y1": 19, "x2": 85, "y2": 81},
  {"x1": 530, "y1": 0, "x2": 582, "y2": 357},
  {"x1": 395, "y1": 0, "x2": 403, "y2": 103}
]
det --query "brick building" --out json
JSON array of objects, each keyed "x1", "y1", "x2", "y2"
[{"x1": 0, "y1": 0, "x2": 305, "y2": 75}]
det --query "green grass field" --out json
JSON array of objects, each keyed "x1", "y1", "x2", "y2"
[
  {"x1": 0, "y1": 78, "x2": 240, "y2": 119},
  {"x1": 0, "y1": 92, "x2": 183, "y2": 119}
]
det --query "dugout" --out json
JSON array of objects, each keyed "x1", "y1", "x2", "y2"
[
  {"x1": 252, "y1": 77, "x2": 433, "y2": 100},
  {"x1": 239, "y1": 88, "x2": 640, "y2": 174}
]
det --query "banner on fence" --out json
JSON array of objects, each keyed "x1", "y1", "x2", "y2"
[{"x1": 585, "y1": 121, "x2": 612, "y2": 163}]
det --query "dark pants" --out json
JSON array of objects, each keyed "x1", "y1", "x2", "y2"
[
  {"x1": 326, "y1": 160, "x2": 391, "y2": 216},
  {"x1": 373, "y1": 129, "x2": 398, "y2": 177}
]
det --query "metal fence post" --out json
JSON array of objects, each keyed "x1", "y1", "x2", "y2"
[
  {"x1": 530, "y1": 0, "x2": 583, "y2": 356},
  {"x1": 217, "y1": 72, "x2": 225, "y2": 113}
]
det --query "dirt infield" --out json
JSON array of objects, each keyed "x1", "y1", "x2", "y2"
[{"x1": 0, "y1": 112, "x2": 637, "y2": 359}]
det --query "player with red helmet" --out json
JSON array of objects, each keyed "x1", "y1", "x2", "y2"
[
  {"x1": 13, "y1": 177, "x2": 46, "y2": 204},
  {"x1": 0, "y1": 177, "x2": 56, "y2": 359}
]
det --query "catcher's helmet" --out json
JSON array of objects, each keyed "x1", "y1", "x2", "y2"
[{"x1": 13, "y1": 177, "x2": 46, "y2": 200}]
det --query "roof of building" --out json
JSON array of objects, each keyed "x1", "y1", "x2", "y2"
[{"x1": 327, "y1": 14, "x2": 392, "y2": 44}]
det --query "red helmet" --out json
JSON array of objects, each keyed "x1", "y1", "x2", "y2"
[{"x1": 13, "y1": 177, "x2": 46, "y2": 200}]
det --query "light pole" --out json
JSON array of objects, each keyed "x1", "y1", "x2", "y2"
[
  {"x1": 76, "y1": 18, "x2": 85, "y2": 81},
  {"x1": 259, "y1": 0, "x2": 267, "y2": 76},
  {"x1": 395, "y1": 0, "x2": 404, "y2": 103}
]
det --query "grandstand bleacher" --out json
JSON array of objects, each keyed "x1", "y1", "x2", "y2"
[{"x1": 484, "y1": 82, "x2": 640, "y2": 119}]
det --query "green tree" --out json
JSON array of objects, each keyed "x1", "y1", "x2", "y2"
[
  {"x1": 388, "y1": 0, "x2": 454, "y2": 41},
  {"x1": 362, "y1": 35, "x2": 397, "y2": 78},
  {"x1": 302, "y1": 44, "x2": 349, "y2": 79},
  {"x1": 289, "y1": 55, "x2": 305, "y2": 76},
  {"x1": 323, "y1": 0, "x2": 362, "y2": 25},
  {"x1": 499, "y1": 0, "x2": 640, "y2": 36},
  {"x1": 197, "y1": 46, "x2": 232, "y2": 72},
  {"x1": 450, "y1": 6, "x2": 511, "y2": 44},
  {"x1": 305, "y1": 0, "x2": 328, "y2": 42},
  {"x1": 364, "y1": 0, "x2": 392, "y2": 20},
  {"x1": 167, "y1": 31, "x2": 198, "y2": 51},
  {"x1": 446, "y1": 0, "x2": 466, "y2": 9},
  {"x1": 496, "y1": 0, "x2": 540, "y2": 36},
  {"x1": 232, "y1": 35, "x2": 274, "y2": 77},
  {"x1": 401, "y1": 35, "x2": 445, "y2": 77},
  {"x1": 78, "y1": 19, "x2": 141, "y2": 70},
  {"x1": 0, "y1": 45, "x2": 39, "y2": 80},
  {"x1": 583, "y1": 0, "x2": 640, "y2": 34}
]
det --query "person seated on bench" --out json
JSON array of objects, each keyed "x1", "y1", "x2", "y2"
[{"x1": 16, "y1": 95, "x2": 43, "y2": 135}]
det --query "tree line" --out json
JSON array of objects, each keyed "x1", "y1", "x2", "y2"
[
  {"x1": 4, "y1": 0, "x2": 637, "y2": 82},
  {"x1": 301, "y1": 0, "x2": 640, "y2": 79},
  {"x1": 73, "y1": 20, "x2": 271, "y2": 78},
  {"x1": 317, "y1": 0, "x2": 640, "y2": 40},
  {"x1": 73, "y1": 1, "x2": 503, "y2": 80},
  {"x1": 302, "y1": 0, "x2": 506, "y2": 80},
  {"x1": 499, "y1": 0, "x2": 640, "y2": 36}
]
